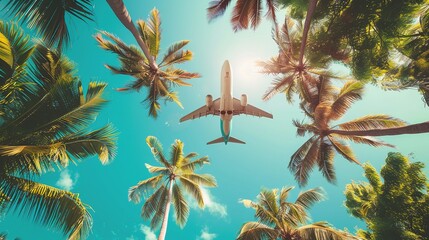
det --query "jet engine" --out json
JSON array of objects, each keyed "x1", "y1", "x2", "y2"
[
  {"x1": 206, "y1": 94, "x2": 213, "y2": 108},
  {"x1": 240, "y1": 94, "x2": 248, "y2": 107}
]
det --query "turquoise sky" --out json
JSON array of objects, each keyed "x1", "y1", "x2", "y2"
[{"x1": 1, "y1": 1, "x2": 429, "y2": 239}]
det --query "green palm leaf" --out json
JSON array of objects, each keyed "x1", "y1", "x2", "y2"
[
  {"x1": 179, "y1": 176, "x2": 204, "y2": 207},
  {"x1": 0, "y1": 32, "x2": 13, "y2": 69},
  {"x1": 179, "y1": 157, "x2": 210, "y2": 172},
  {"x1": 172, "y1": 184, "x2": 189, "y2": 227},
  {"x1": 181, "y1": 173, "x2": 217, "y2": 187},
  {"x1": 140, "y1": 185, "x2": 166, "y2": 219},
  {"x1": 160, "y1": 41, "x2": 190, "y2": 66},
  {"x1": 237, "y1": 222, "x2": 278, "y2": 240},
  {"x1": 328, "y1": 81, "x2": 364, "y2": 121},
  {"x1": 146, "y1": 136, "x2": 170, "y2": 168},
  {"x1": 295, "y1": 188, "x2": 325, "y2": 210},
  {"x1": 337, "y1": 115, "x2": 407, "y2": 131},
  {"x1": 128, "y1": 175, "x2": 164, "y2": 203}
]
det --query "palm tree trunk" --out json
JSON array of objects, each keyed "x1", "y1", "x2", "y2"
[
  {"x1": 328, "y1": 121, "x2": 429, "y2": 136},
  {"x1": 158, "y1": 180, "x2": 173, "y2": 240},
  {"x1": 106, "y1": 0, "x2": 158, "y2": 70},
  {"x1": 298, "y1": 0, "x2": 318, "y2": 67}
]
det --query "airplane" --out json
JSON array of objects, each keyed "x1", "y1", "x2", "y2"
[{"x1": 180, "y1": 60, "x2": 273, "y2": 145}]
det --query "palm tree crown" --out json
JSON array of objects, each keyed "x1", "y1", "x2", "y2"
[
  {"x1": 96, "y1": 8, "x2": 200, "y2": 118},
  {"x1": 0, "y1": 21, "x2": 117, "y2": 240},
  {"x1": 129, "y1": 136, "x2": 217, "y2": 240},
  {"x1": 237, "y1": 187, "x2": 356, "y2": 240}
]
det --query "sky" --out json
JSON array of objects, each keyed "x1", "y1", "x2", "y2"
[{"x1": 1, "y1": 0, "x2": 429, "y2": 239}]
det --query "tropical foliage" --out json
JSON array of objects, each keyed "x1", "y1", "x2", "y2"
[
  {"x1": 237, "y1": 187, "x2": 356, "y2": 240},
  {"x1": 0, "y1": 21, "x2": 117, "y2": 239},
  {"x1": 0, "y1": 0, "x2": 94, "y2": 49},
  {"x1": 345, "y1": 152, "x2": 429, "y2": 239},
  {"x1": 129, "y1": 136, "x2": 217, "y2": 240},
  {"x1": 96, "y1": 8, "x2": 200, "y2": 118}
]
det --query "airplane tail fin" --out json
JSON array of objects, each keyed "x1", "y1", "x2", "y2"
[
  {"x1": 228, "y1": 136, "x2": 246, "y2": 144},
  {"x1": 207, "y1": 136, "x2": 246, "y2": 145},
  {"x1": 207, "y1": 137, "x2": 225, "y2": 145}
]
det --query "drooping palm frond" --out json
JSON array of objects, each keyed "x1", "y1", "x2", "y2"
[
  {"x1": 297, "y1": 222, "x2": 357, "y2": 240},
  {"x1": 2, "y1": 0, "x2": 94, "y2": 48},
  {"x1": 237, "y1": 222, "x2": 278, "y2": 240},
  {"x1": 317, "y1": 140, "x2": 336, "y2": 183},
  {"x1": 207, "y1": 0, "x2": 233, "y2": 21},
  {"x1": 327, "y1": 136, "x2": 360, "y2": 165},
  {"x1": 140, "y1": 185, "x2": 167, "y2": 219},
  {"x1": 0, "y1": 175, "x2": 92, "y2": 240},
  {"x1": 295, "y1": 187, "x2": 325, "y2": 209},
  {"x1": 289, "y1": 136, "x2": 320, "y2": 186},
  {"x1": 128, "y1": 175, "x2": 164, "y2": 203},
  {"x1": 171, "y1": 184, "x2": 189, "y2": 227},
  {"x1": 179, "y1": 176, "x2": 204, "y2": 207}
]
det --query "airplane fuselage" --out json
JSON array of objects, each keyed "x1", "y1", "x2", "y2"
[{"x1": 220, "y1": 60, "x2": 234, "y2": 144}]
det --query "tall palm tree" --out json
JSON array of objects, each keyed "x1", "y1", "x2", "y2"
[
  {"x1": 1, "y1": 0, "x2": 94, "y2": 49},
  {"x1": 237, "y1": 187, "x2": 357, "y2": 240},
  {"x1": 106, "y1": 0, "x2": 158, "y2": 70},
  {"x1": 207, "y1": 0, "x2": 278, "y2": 31},
  {"x1": 291, "y1": 78, "x2": 429, "y2": 186},
  {"x1": 96, "y1": 8, "x2": 200, "y2": 118},
  {"x1": 129, "y1": 136, "x2": 217, "y2": 240},
  {"x1": 0, "y1": 22, "x2": 117, "y2": 240}
]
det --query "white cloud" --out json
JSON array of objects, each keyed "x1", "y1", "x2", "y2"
[
  {"x1": 56, "y1": 170, "x2": 78, "y2": 191},
  {"x1": 140, "y1": 224, "x2": 157, "y2": 240},
  {"x1": 192, "y1": 188, "x2": 227, "y2": 218},
  {"x1": 197, "y1": 227, "x2": 217, "y2": 240},
  {"x1": 126, "y1": 236, "x2": 135, "y2": 240}
]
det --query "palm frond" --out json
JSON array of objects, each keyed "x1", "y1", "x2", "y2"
[
  {"x1": 179, "y1": 176, "x2": 204, "y2": 207},
  {"x1": 170, "y1": 139, "x2": 184, "y2": 167},
  {"x1": 258, "y1": 189, "x2": 279, "y2": 217},
  {"x1": 328, "y1": 136, "x2": 360, "y2": 165},
  {"x1": 128, "y1": 175, "x2": 164, "y2": 203},
  {"x1": 297, "y1": 222, "x2": 357, "y2": 240},
  {"x1": 0, "y1": 31, "x2": 13, "y2": 69},
  {"x1": 141, "y1": 9, "x2": 161, "y2": 58},
  {"x1": 146, "y1": 136, "x2": 171, "y2": 168},
  {"x1": 159, "y1": 41, "x2": 190, "y2": 66},
  {"x1": 263, "y1": 74, "x2": 296, "y2": 101},
  {"x1": 3, "y1": 0, "x2": 94, "y2": 48},
  {"x1": 295, "y1": 188, "x2": 325, "y2": 209},
  {"x1": 237, "y1": 222, "x2": 278, "y2": 240},
  {"x1": 337, "y1": 115, "x2": 407, "y2": 131},
  {"x1": 333, "y1": 134, "x2": 395, "y2": 148},
  {"x1": 231, "y1": 0, "x2": 262, "y2": 31},
  {"x1": 172, "y1": 184, "x2": 189, "y2": 227},
  {"x1": 140, "y1": 185, "x2": 166, "y2": 219},
  {"x1": 254, "y1": 205, "x2": 279, "y2": 226},
  {"x1": 0, "y1": 175, "x2": 91, "y2": 240},
  {"x1": 289, "y1": 136, "x2": 320, "y2": 187},
  {"x1": 149, "y1": 183, "x2": 169, "y2": 229},
  {"x1": 279, "y1": 186, "x2": 294, "y2": 204},
  {"x1": 178, "y1": 156, "x2": 210, "y2": 172},
  {"x1": 317, "y1": 140, "x2": 336, "y2": 184},
  {"x1": 145, "y1": 163, "x2": 169, "y2": 175},
  {"x1": 328, "y1": 81, "x2": 364, "y2": 121},
  {"x1": 181, "y1": 173, "x2": 217, "y2": 187},
  {"x1": 207, "y1": 0, "x2": 232, "y2": 21}
]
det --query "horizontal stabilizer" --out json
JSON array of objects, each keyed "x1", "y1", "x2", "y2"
[
  {"x1": 207, "y1": 137, "x2": 225, "y2": 145},
  {"x1": 228, "y1": 136, "x2": 246, "y2": 144}
]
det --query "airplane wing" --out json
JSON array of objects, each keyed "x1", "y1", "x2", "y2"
[
  {"x1": 232, "y1": 98, "x2": 273, "y2": 118},
  {"x1": 180, "y1": 98, "x2": 220, "y2": 122}
]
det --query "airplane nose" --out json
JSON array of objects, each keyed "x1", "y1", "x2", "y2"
[{"x1": 222, "y1": 60, "x2": 231, "y2": 72}]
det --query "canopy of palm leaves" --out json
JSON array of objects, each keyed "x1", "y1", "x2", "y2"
[
  {"x1": 96, "y1": 8, "x2": 200, "y2": 118},
  {"x1": 207, "y1": 0, "x2": 278, "y2": 31},
  {"x1": 1, "y1": 0, "x2": 94, "y2": 49},
  {"x1": 0, "y1": 22, "x2": 117, "y2": 240},
  {"x1": 237, "y1": 187, "x2": 357, "y2": 240},
  {"x1": 129, "y1": 136, "x2": 216, "y2": 230}
]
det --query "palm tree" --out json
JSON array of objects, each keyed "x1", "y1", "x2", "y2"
[
  {"x1": 96, "y1": 8, "x2": 200, "y2": 118},
  {"x1": 1, "y1": 0, "x2": 94, "y2": 49},
  {"x1": 0, "y1": 22, "x2": 117, "y2": 239},
  {"x1": 291, "y1": 78, "x2": 429, "y2": 186},
  {"x1": 129, "y1": 136, "x2": 217, "y2": 240},
  {"x1": 237, "y1": 187, "x2": 357, "y2": 240},
  {"x1": 106, "y1": 0, "x2": 158, "y2": 70},
  {"x1": 207, "y1": 0, "x2": 278, "y2": 31}
]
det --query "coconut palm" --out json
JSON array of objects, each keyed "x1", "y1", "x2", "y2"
[
  {"x1": 0, "y1": 22, "x2": 117, "y2": 239},
  {"x1": 207, "y1": 0, "x2": 279, "y2": 31},
  {"x1": 129, "y1": 136, "x2": 217, "y2": 240},
  {"x1": 106, "y1": 0, "x2": 157, "y2": 70},
  {"x1": 1, "y1": 0, "x2": 94, "y2": 49},
  {"x1": 96, "y1": 8, "x2": 200, "y2": 118},
  {"x1": 237, "y1": 187, "x2": 357, "y2": 240},
  {"x1": 291, "y1": 78, "x2": 429, "y2": 186}
]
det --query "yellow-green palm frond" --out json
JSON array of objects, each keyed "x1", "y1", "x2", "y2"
[
  {"x1": 282, "y1": 201, "x2": 308, "y2": 226},
  {"x1": 160, "y1": 48, "x2": 194, "y2": 67},
  {"x1": 317, "y1": 141, "x2": 336, "y2": 184},
  {"x1": 0, "y1": 175, "x2": 91, "y2": 240},
  {"x1": 137, "y1": 8, "x2": 161, "y2": 58},
  {"x1": 146, "y1": 136, "x2": 171, "y2": 168},
  {"x1": 181, "y1": 173, "x2": 217, "y2": 187},
  {"x1": 237, "y1": 222, "x2": 278, "y2": 240},
  {"x1": 128, "y1": 175, "x2": 164, "y2": 203},
  {"x1": 333, "y1": 134, "x2": 395, "y2": 148},
  {"x1": 95, "y1": 32, "x2": 143, "y2": 61},
  {"x1": 145, "y1": 163, "x2": 169, "y2": 175},
  {"x1": 297, "y1": 222, "x2": 358, "y2": 240},
  {"x1": 178, "y1": 156, "x2": 210, "y2": 172},
  {"x1": 258, "y1": 189, "x2": 279, "y2": 216},
  {"x1": 159, "y1": 40, "x2": 190, "y2": 67},
  {"x1": 327, "y1": 81, "x2": 364, "y2": 121},
  {"x1": 140, "y1": 185, "x2": 167, "y2": 219},
  {"x1": 328, "y1": 136, "x2": 360, "y2": 165},
  {"x1": 170, "y1": 139, "x2": 184, "y2": 167},
  {"x1": 172, "y1": 184, "x2": 189, "y2": 227},
  {"x1": 289, "y1": 136, "x2": 320, "y2": 186},
  {"x1": 162, "y1": 68, "x2": 199, "y2": 86},
  {"x1": 337, "y1": 115, "x2": 407, "y2": 131},
  {"x1": 0, "y1": 31, "x2": 13, "y2": 69},
  {"x1": 179, "y1": 176, "x2": 204, "y2": 208},
  {"x1": 295, "y1": 187, "x2": 325, "y2": 210}
]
